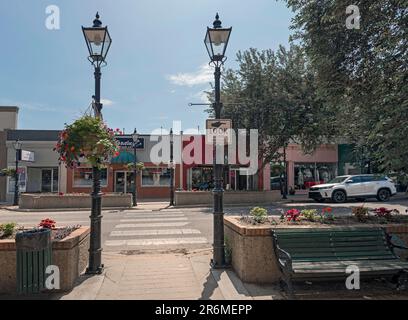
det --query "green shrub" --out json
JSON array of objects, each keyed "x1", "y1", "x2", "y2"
[
  {"x1": 352, "y1": 206, "x2": 369, "y2": 222},
  {"x1": 250, "y1": 207, "x2": 268, "y2": 223},
  {"x1": 0, "y1": 222, "x2": 17, "y2": 238},
  {"x1": 301, "y1": 209, "x2": 320, "y2": 222}
]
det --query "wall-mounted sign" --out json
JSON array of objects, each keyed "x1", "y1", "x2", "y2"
[
  {"x1": 115, "y1": 137, "x2": 145, "y2": 150},
  {"x1": 206, "y1": 119, "x2": 232, "y2": 144},
  {"x1": 18, "y1": 150, "x2": 35, "y2": 162}
]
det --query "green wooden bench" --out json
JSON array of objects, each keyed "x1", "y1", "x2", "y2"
[{"x1": 272, "y1": 227, "x2": 408, "y2": 296}]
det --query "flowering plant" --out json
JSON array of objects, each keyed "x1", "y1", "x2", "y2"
[
  {"x1": 54, "y1": 116, "x2": 121, "y2": 169},
  {"x1": 285, "y1": 209, "x2": 301, "y2": 222},
  {"x1": 371, "y1": 207, "x2": 397, "y2": 220},
  {"x1": 39, "y1": 218, "x2": 56, "y2": 229},
  {"x1": 321, "y1": 207, "x2": 334, "y2": 220}
]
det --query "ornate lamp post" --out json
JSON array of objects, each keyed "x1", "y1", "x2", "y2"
[
  {"x1": 131, "y1": 129, "x2": 139, "y2": 207},
  {"x1": 13, "y1": 140, "x2": 22, "y2": 206},
  {"x1": 204, "y1": 13, "x2": 232, "y2": 268},
  {"x1": 82, "y1": 12, "x2": 112, "y2": 274},
  {"x1": 169, "y1": 129, "x2": 175, "y2": 206},
  {"x1": 282, "y1": 146, "x2": 288, "y2": 199}
]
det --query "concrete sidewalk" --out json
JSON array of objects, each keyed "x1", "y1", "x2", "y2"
[{"x1": 58, "y1": 250, "x2": 280, "y2": 300}]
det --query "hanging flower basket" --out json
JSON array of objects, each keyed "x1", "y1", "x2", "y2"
[
  {"x1": 0, "y1": 168, "x2": 16, "y2": 177},
  {"x1": 54, "y1": 116, "x2": 121, "y2": 168}
]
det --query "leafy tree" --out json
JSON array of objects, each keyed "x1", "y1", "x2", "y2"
[
  {"x1": 216, "y1": 45, "x2": 335, "y2": 170},
  {"x1": 284, "y1": 0, "x2": 408, "y2": 175}
]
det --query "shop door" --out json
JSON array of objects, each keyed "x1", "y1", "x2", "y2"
[
  {"x1": 115, "y1": 171, "x2": 135, "y2": 193},
  {"x1": 41, "y1": 168, "x2": 58, "y2": 193}
]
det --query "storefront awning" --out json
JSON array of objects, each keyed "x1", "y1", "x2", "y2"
[{"x1": 111, "y1": 151, "x2": 136, "y2": 164}]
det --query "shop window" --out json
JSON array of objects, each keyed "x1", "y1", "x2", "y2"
[
  {"x1": 191, "y1": 167, "x2": 214, "y2": 190},
  {"x1": 294, "y1": 163, "x2": 337, "y2": 189},
  {"x1": 141, "y1": 167, "x2": 170, "y2": 187},
  {"x1": 7, "y1": 167, "x2": 26, "y2": 193},
  {"x1": 73, "y1": 168, "x2": 108, "y2": 187}
]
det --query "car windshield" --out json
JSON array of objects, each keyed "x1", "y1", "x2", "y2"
[{"x1": 328, "y1": 176, "x2": 349, "y2": 184}]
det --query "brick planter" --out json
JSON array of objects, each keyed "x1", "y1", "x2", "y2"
[
  {"x1": 0, "y1": 227, "x2": 90, "y2": 294},
  {"x1": 224, "y1": 216, "x2": 408, "y2": 284},
  {"x1": 19, "y1": 193, "x2": 132, "y2": 209}
]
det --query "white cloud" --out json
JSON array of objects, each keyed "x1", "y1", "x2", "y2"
[
  {"x1": 101, "y1": 99, "x2": 114, "y2": 106},
  {"x1": 194, "y1": 91, "x2": 210, "y2": 104},
  {"x1": 167, "y1": 64, "x2": 213, "y2": 87}
]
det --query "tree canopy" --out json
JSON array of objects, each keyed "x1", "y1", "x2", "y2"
[{"x1": 285, "y1": 0, "x2": 408, "y2": 174}]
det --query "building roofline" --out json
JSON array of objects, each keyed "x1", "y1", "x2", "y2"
[{"x1": 0, "y1": 106, "x2": 19, "y2": 113}]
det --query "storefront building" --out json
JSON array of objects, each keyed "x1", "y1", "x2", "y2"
[
  {"x1": 4, "y1": 130, "x2": 61, "y2": 203},
  {"x1": 284, "y1": 143, "x2": 339, "y2": 190}
]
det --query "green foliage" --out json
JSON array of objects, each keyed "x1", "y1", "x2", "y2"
[
  {"x1": 352, "y1": 206, "x2": 370, "y2": 222},
  {"x1": 1, "y1": 168, "x2": 16, "y2": 177},
  {"x1": 126, "y1": 162, "x2": 145, "y2": 172},
  {"x1": 54, "y1": 116, "x2": 120, "y2": 169},
  {"x1": 217, "y1": 45, "x2": 335, "y2": 169},
  {"x1": 300, "y1": 209, "x2": 319, "y2": 222},
  {"x1": 250, "y1": 207, "x2": 268, "y2": 223},
  {"x1": 284, "y1": 0, "x2": 408, "y2": 176},
  {"x1": 224, "y1": 236, "x2": 232, "y2": 264},
  {"x1": 0, "y1": 222, "x2": 17, "y2": 238}
]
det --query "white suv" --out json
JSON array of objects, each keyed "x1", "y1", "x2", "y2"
[{"x1": 308, "y1": 175, "x2": 397, "y2": 203}]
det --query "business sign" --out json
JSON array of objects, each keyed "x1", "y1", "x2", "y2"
[
  {"x1": 19, "y1": 150, "x2": 35, "y2": 162},
  {"x1": 206, "y1": 119, "x2": 232, "y2": 144},
  {"x1": 115, "y1": 137, "x2": 145, "y2": 150}
]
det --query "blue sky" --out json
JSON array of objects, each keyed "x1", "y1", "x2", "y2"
[{"x1": 0, "y1": 0, "x2": 294, "y2": 134}]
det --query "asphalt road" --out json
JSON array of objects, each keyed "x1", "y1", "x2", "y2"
[{"x1": 1, "y1": 196, "x2": 408, "y2": 253}]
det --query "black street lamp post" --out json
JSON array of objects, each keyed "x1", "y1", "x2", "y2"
[
  {"x1": 282, "y1": 146, "x2": 288, "y2": 199},
  {"x1": 132, "y1": 129, "x2": 139, "y2": 207},
  {"x1": 13, "y1": 140, "x2": 21, "y2": 206},
  {"x1": 82, "y1": 12, "x2": 112, "y2": 274},
  {"x1": 169, "y1": 129, "x2": 175, "y2": 206},
  {"x1": 204, "y1": 13, "x2": 232, "y2": 268}
]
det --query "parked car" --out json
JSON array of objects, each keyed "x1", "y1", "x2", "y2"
[
  {"x1": 308, "y1": 174, "x2": 397, "y2": 203},
  {"x1": 270, "y1": 176, "x2": 282, "y2": 190}
]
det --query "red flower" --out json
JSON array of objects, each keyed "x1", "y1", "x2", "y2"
[{"x1": 285, "y1": 209, "x2": 301, "y2": 222}]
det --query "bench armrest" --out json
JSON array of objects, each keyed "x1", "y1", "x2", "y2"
[
  {"x1": 276, "y1": 247, "x2": 293, "y2": 271},
  {"x1": 385, "y1": 231, "x2": 408, "y2": 251}
]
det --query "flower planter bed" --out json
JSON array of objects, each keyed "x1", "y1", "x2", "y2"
[
  {"x1": 0, "y1": 227, "x2": 90, "y2": 294},
  {"x1": 224, "y1": 216, "x2": 408, "y2": 284},
  {"x1": 19, "y1": 193, "x2": 132, "y2": 209}
]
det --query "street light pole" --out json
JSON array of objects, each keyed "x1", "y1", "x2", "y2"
[
  {"x1": 13, "y1": 140, "x2": 21, "y2": 206},
  {"x1": 82, "y1": 12, "x2": 112, "y2": 274},
  {"x1": 169, "y1": 129, "x2": 175, "y2": 206},
  {"x1": 204, "y1": 13, "x2": 232, "y2": 268},
  {"x1": 132, "y1": 129, "x2": 139, "y2": 207},
  {"x1": 282, "y1": 146, "x2": 288, "y2": 199}
]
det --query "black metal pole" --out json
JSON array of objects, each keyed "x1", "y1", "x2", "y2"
[
  {"x1": 170, "y1": 130, "x2": 175, "y2": 206},
  {"x1": 282, "y1": 146, "x2": 288, "y2": 199},
  {"x1": 133, "y1": 142, "x2": 137, "y2": 207},
  {"x1": 212, "y1": 65, "x2": 225, "y2": 268},
  {"x1": 87, "y1": 65, "x2": 103, "y2": 274},
  {"x1": 13, "y1": 148, "x2": 19, "y2": 206}
]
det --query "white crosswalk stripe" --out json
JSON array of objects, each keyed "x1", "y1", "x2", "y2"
[
  {"x1": 120, "y1": 217, "x2": 188, "y2": 223},
  {"x1": 105, "y1": 210, "x2": 209, "y2": 249},
  {"x1": 110, "y1": 229, "x2": 201, "y2": 236},
  {"x1": 106, "y1": 238, "x2": 208, "y2": 247}
]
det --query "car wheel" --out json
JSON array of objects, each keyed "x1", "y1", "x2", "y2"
[
  {"x1": 314, "y1": 199, "x2": 326, "y2": 203},
  {"x1": 332, "y1": 190, "x2": 347, "y2": 203},
  {"x1": 377, "y1": 189, "x2": 391, "y2": 202}
]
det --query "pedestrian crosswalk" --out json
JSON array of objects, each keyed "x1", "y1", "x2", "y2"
[{"x1": 104, "y1": 210, "x2": 209, "y2": 250}]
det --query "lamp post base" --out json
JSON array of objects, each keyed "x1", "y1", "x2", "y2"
[{"x1": 85, "y1": 264, "x2": 104, "y2": 275}]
